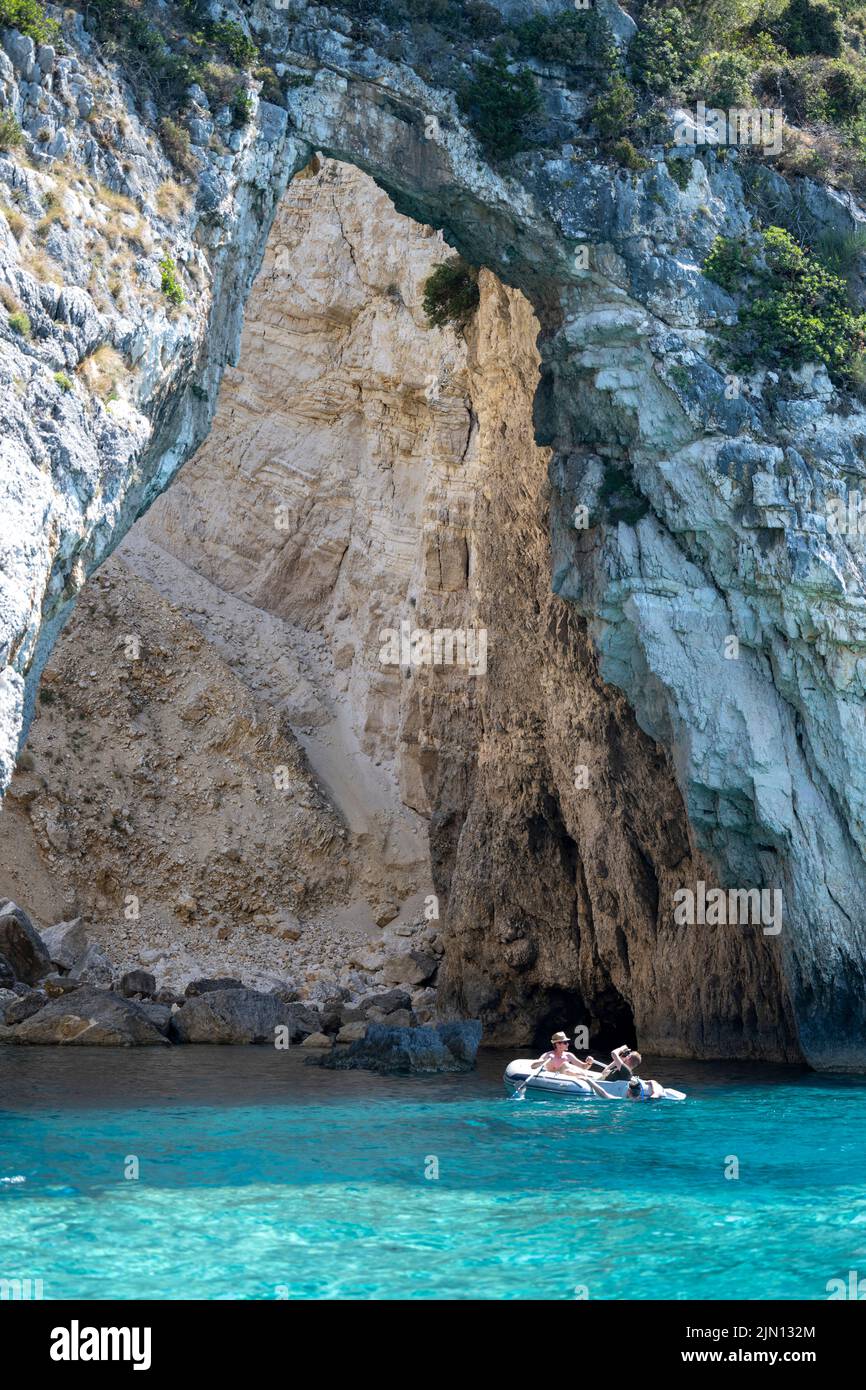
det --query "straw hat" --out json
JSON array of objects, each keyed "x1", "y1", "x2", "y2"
[{"x1": 550, "y1": 1031, "x2": 570, "y2": 1044}]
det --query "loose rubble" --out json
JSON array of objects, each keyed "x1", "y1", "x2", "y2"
[{"x1": 0, "y1": 897, "x2": 461, "y2": 1061}]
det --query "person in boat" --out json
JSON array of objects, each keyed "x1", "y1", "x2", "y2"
[
  {"x1": 582, "y1": 1072, "x2": 664, "y2": 1101},
  {"x1": 598, "y1": 1043, "x2": 642, "y2": 1081},
  {"x1": 529, "y1": 1032, "x2": 597, "y2": 1075}
]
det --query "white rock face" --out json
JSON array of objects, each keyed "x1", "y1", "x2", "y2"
[{"x1": 121, "y1": 159, "x2": 468, "y2": 906}]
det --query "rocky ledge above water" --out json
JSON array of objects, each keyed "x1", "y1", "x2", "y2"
[{"x1": 0, "y1": 897, "x2": 466, "y2": 1063}]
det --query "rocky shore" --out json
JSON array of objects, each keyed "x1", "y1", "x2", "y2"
[{"x1": 0, "y1": 897, "x2": 473, "y2": 1064}]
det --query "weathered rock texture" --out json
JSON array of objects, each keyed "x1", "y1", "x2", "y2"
[
  {"x1": 0, "y1": 160, "x2": 796, "y2": 1061},
  {"x1": 1, "y1": 3, "x2": 865, "y2": 1067}
]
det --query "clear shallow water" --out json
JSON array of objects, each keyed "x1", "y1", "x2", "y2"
[{"x1": 1, "y1": 1047, "x2": 865, "y2": 1300}]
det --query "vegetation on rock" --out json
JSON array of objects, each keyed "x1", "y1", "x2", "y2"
[
  {"x1": 0, "y1": 0, "x2": 60, "y2": 44},
  {"x1": 422, "y1": 256, "x2": 479, "y2": 329},
  {"x1": 0, "y1": 108, "x2": 23, "y2": 150},
  {"x1": 458, "y1": 45, "x2": 540, "y2": 159},
  {"x1": 704, "y1": 225, "x2": 866, "y2": 385},
  {"x1": 85, "y1": 0, "x2": 259, "y2": 120},
  {"x1": 597, "y1": 462, "x2": 651, "y2": 527},
  {"x1": 8, "y1": 309, "x2": 31, "y2": 336},
  {"x1": 159, "y1": 253, "x2": 185, "y2": 305}
]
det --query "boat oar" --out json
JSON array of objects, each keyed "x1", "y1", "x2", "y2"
[
  {"x1": 581, "y1": 1072, "x2": 615, "y2": 1099},
  {"x1": 509, "y1": 1061, "x2": 547, "y2": 1101}
]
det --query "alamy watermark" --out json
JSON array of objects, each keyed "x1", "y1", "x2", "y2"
[
  {"x1": 378, "y1": 619, "x2": 487, "y2": 675},
  {"x1": 1, "y1": 1276, "x2": 44, "y2": 1299},
  {"x1": 674, "y1": 101, "x2": 783, "y2": 156},
  {"x1": 827, "y1": 1270, "x2": 866, "y2": 1299},
  {"x1": 673, "y1": 880, "x2": 782, "y2": 935}
]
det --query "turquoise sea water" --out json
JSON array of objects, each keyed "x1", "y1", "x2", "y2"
[{"x1": 1, "y1": 1047, "x2": 865, "y2": 1300}]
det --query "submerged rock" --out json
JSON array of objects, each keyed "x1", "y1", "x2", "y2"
[
  {"x1": 9, "y1": 986, "x2": 168, "y2": 1045},
  {"x1": 318, "y1": 1020, "x2": 482, "y2": 1074}
]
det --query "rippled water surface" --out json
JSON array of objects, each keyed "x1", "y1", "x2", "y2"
[{"x1": 1, "y1": 1047, "x2": 864, "y2": 1299}]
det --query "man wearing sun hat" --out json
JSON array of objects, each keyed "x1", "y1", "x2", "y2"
[{"x1": 528, "y1": 1031, "x2": 597, "y2": 1075}]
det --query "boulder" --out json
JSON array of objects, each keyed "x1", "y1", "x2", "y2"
[
  {"x1": 301, "y1": 1031, "x2": 332, "y2": 1048},
  {"x1": 367, "y1": 1007, "x2": 412, "y2": 1028},
  {"x1": 0, "y1": 952, "x2": 14, "y2": 988},
  {"x1": 436, "y1": 1019, "x2": 483, "y2": 1066},
  {"x1": 10, "y1": 987, "x2": 168, "y2": 1045},
  {"x1": 120, "y1": 969, "x2": 156, "y2": 998},
  {"x1": 318, "y1": 1020, "x2": 482, "y2": 1074},
  {"x1": 40, "y1": 917, "x2": 87, "y2": 971},
  {"x1": 43, "y1": 973, "x2": 82, "y2": 997},
  {"x1": 0, "y1": 987, "x2": 22, "y2": 1023},
  {"x1": 171, "y1": 988, "x2": 318, "y2": 1044},
  {"x1": 270, "y1": 982, "x2": 303, "y2": 1004},
  {"x1": 70, "y1": 942, "x2": 114, "y2": 987},
  {"x1": 349, "y1": 948, "x2": 384, "y2": 972},
  {"x1": 137, "y1": 1002, "x2": 172, "y2": 1036},
  {"x1": 4, "y1": 990, "x2": 48, "y2": 1024},
  {"x1": 358, "y1": 987, "x2": 411, "y2": 1016},
  {"x1": 0, "y1": 902, "x2": 51, "y2": 984},
  {"x1": 184, "y1": 976, "x2": 244, "y2": 997},
  {"x1": 380, "y1": 950, "x2": 437, "y2": 987},
  {"x1": 411, "y1": 986, "x2": 438, "y2": 1024},
  {"x1": 319, "y1": 996, "x2": 343, "y2": 1033},
  {"x1": 335, "y1": 1021, "x2": 367, "y2": 1044}
]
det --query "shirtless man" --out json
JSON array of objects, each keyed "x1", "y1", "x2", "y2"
[{"x1": 529, "y1": 1031, "x2": 597, "y2": 1074}]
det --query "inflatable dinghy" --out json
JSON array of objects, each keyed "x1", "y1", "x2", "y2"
[{"x1": 504, "y1": 1060, "x2": 686, "y2": 1101}]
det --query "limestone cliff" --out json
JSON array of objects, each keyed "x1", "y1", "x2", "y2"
[{"x1": 1, "y1": 2, "x2": 865, "y2": 1067}]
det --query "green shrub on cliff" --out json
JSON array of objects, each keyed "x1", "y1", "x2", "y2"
[
  {"x1": 592, "y1": 75, "x2": 636, "y2": 140},
  {"x1": 510, "y1": 8, "x2": 617, "y2": 70},
  {"x1": 209, "y1": 19, "x2": 258, "y2": 69},
  {"x1": 422, "y1": 256, "x2": 479, "y2": 330},
  {"x1": 159, "y1": 253, "x2": 185, "y2": 306},
  {"x1": 629, "y1": 4, "x2": 697, "y2": 96},
  {"x1": 231, "y1": 87, "x2": 253, "y2": 128},
  {"x1": 0, "y1": 0, "x2": 60, "y2": 44},
  {"x1": 704, "y1": 226, "x2": 866, "y2": 386},
  {"x1": 692, "y1": 48, "x2": 756, "y2": 108},
  {"x1": 776, "y1": 0, "x2": 843, "y2": 57},
  {"x1": 597, "y1": 462, "x2": 650, "y2": 526},
  {"x1": 158, "y1": 117, "x2": 199, "y2": 176},
  {"x1": 0, "y1": 108, "x2": 23, "y2": 150},
  {"x1": 458, "y1": 46, "x2": 540, "y2": 159},
  {"x1": 8, "y1": 308, "x2": 31, "y2": 336}
]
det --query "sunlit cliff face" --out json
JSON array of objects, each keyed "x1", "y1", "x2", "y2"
[{"x1": 0, "y1": 159, "x2": 798, "y2": 1059}]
